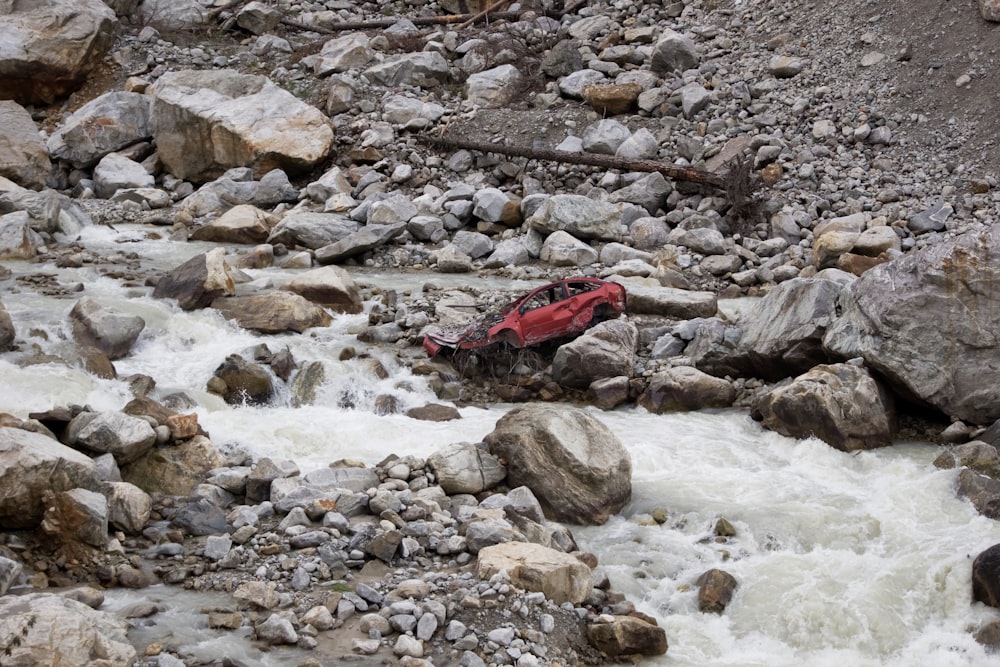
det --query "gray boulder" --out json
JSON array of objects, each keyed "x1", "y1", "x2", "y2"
[
  {"x1": 0, "y1": 426, "x2": 98, "y2": 529},
  {"x1": 639, "y1": 366, "x2": 736, "y2": 413},
  {"x1": 540, "y1": 230, "x2": 599, "y2": 267},
  {"x1": 137, "y1": 0, "x2": 207, "y2": 29},
  {"x1": 153, "y1": 247, "x2": 236, "y2": 311},
  {"x1": 69, "y1": 296, "x2": 145, "y2": 360},
  {"x1": 466, "y1": 64, "x2": 523, "y2": 108},
  {"x1": 485, "y1": 404, "x2": 631, "y2": 525},
  {"x1": 121, "y1": 435, "x2": 224, "y2": 496},
  {"x1": 737, "y1": 276, "x2": 847, "y2": 381},
  {"x1": 315, "y1": 222, "x2": 405, "y2": 264},
  {"x1": 0, "y1": 211, "x2": 45, "y2": 259},
  {"x1": 552, "y1": 319, "x2": 637, "y2": 389},
  {"x1": 620, "y1": 281, "x2": 717, "y2": 319},
  {"x1": 211, "y1": 293, "x2": 332, "y2": 334},
  {"x1": 67, "y1": 411, "x2": 157, "y2": 464},
  {"x1": 363, "y1": 52, "x2": 450, "y2": 88},
  {"x1": 824, "y1": 224, "x2": 1000, "y2": 424},
  {"x1": 46, "y1": 91, "x2": 151, "y2": 168},
  {"x1": 190, "y1": 204, "x2": 275, "y2": 244},
  {"x1": 267, "y1": 211, "x2": 359, "y2": 250},
  {"x1": 104, "y1": 481, "x2": 153, "y2": 535},
  {"x1": 93, "y1": 153, "x2": 155, "y2": 198},
  {"x1": 527, "y1": 194, "x2": 623, "y2": 241},
  {"x1": 44, "y1": 487, "x2": 108, "y2": 547},
  {"x1": 0, "y1": 0, "x2": 117, "y2": 105},
  {"x1": 0, "y1": 101, "x2": 50, "y2": 188},
  {"x1": 282, "y1": 265, "x2": 363, "y2": 314},
  {"x1": 150, "y1": 69, "x2": 334, "y2": 182},
  {"x1": 427, "y1": 442, "x2": 506, "y2": 495},
  {"x1": 0, "y1": 593, "x2": 135, "y2": 666},
  {"x1": 751, "y1": 363, "x2": 896, "y2": 451},
  {"x1": 649, "y1": 29, "x2": 699, "y2": 74},
  {"x1": 315, "y1": 33, "x2": 373, "y2": 75},
  {"x1": 0, "y1": 186, "x2": 92, "y2": 236}
]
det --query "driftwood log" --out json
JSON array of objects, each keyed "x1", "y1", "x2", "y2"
[{"x1": 418, "y1": 134, "x2": 762, "y2": 224}]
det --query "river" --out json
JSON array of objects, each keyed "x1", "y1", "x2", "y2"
[{"x1": 2, "y1": 224, "x2": 999, "y2": 666}]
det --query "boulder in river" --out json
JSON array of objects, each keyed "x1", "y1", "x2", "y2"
[
  {"x1": 751, "y1": 362, "x2": 896, "y2": 451},
  {"x1": 552, "y1": 319, "x2": 637, "y2": 389},
  {"x1": 484, "y1": 404, "x2": 631, "y2": 525},
  {"x1": 476, "y1": 541, "x2": 592, "y2": 605},
  {"x1": 639, "y1": 366, "x2": 736, "y2": 413},
  {"x1": 121, "y1": 434, "x2": 225, "y2": 496},
  {"x1": 0, "y1": 101, "x2": 51, "y2": 188},
  {"x1": 973, "y1": 543, "x2": 1000, "y2": 608},
  {"x1": 211, "y1": 292, "x2": 333, "y2": 334},
  {"x1": 189, "y1": 204, "x2": 276, "y2": 244},
  {"x1": 153, "y1": 247, "x2": 236, "y2": 311},
  {"x1": 45, "y1": 91, "x2": 151, "y2": 168},
  {"x1": 586, "y1": 615, "x2": 668, "y2": 658},
  {"x1": 69, "y1": 296, "x2": 145, "y2": 360},
  {"x1": 0, "y1": 298, "x2": 15, "y2": 351},
  {"x1": 427, "y1": 442, "x2": 506, "y2": 495},
  {"x1": 282, "y1": 265, "x2": 363, "y2": 314}
]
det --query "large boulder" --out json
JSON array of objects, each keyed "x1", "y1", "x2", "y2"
[
  {"x1": 152, "y1": 247, "x2": 236, "y2": 311},
  {"x1": 587, "y1": 616, "x2": 668, "y2": 658},
  {"x1": 751, "y1": 363, "x2": 896, "y2": 452},
  {"x1": 282, "y1": 265, "x2": 363, "y2": 314},
  {"x1": 0, "y1": 101, "x2": 50, "y2": 188},
  {"x1": 121, "y1": 434, "x2": 224, "y2": 496},
  {"x1": 0, "y1": 593, "x2": 135, "y2": 666},
  {"x1": 46, "y1": 91, "x2": 151, "y2": 168},
  {"x1": 42, "y1": 487, "x2": 108, "y2": 547},
  {"x1": 825, "y1": 224, "x2": 1000, "y2": 425},
  {"x1": 150, "y1": 69, "x2": 334, "y2": 183},
  {"x1": 67, "y1": 411, "x2": 157, "y2": 464},
  {"x1": 0, "y1": 186, "x2": 92, "y2": 236},
  {"x1": 0, "y1": 0, "x2": 117, "y2": 105},
  {"x1": 973, "y1": 543, "x2": 1000, "y2": 608},
  {"x1": 315, "y1": 222, "x2": 405, "y2": 264},
  {"x1": 476, "y1": 542, "x2": 592, "y2": 605},
  {"x1": 552, "y1": 319, "x2": 637, "y2": 389},
  {"x1": 211, "y1": 292, "x2": 332, "y2": 334},
  {"x1": 426, "y1": 442, "x2": 506, "y2": 495},
  {"x1": 620, "y1": 281, "x2": 717, "y2": 319},
  {"x1": 190, "y1": 204, "x2": 276, "y2": 244},
  {"x1": 69, "y1": 296, "x2": 145, "y2": 360},
  {"x1": 736, "y1": 276, "x2": 848, "y2": 381},
  {"x1": 0, "y1": 210, "x2": 45, "y2": 258},
  {"x1": 639, "y1": 366, "x2": 735, "y2": 413},
  {"x1": 527, "y1": 194, "x2": 623, "y2": 241},
  {"x1": 484, "y1": 404, "x2": 631, "y2": 525},
  {"x1": 266, "y1": 211, "x2": 360, "y2": 250},
  {"x1": 0, "y1": 426, "x2": 99, "y2": 529}
]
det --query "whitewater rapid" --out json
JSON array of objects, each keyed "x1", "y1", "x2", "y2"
[{"x1": 2, "y1": 224, "x2": 999, "y2": 666}]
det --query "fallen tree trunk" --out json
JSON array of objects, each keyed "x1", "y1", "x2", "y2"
[
  {"x1": 419, "y1": 134, "x2": 727, "y2": 189},
  {"x1": 418, "y1": 134, "x2": 763, "y2": 225},
  {"x1": 278, "y1": 0, "x2": 589, "y2": 33}
]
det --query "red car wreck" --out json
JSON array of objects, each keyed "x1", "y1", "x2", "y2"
[{"x1": 423, "y1": 277, "x2": 627, "y2": 357}]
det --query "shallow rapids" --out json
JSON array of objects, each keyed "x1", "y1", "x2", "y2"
[{"x1": 1, "y1": 225, "x2": 999, "y2": 666}]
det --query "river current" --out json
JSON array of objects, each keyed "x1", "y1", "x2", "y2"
[{"x1": 2, "y1": 224, "x2": 999, "y2": 666}]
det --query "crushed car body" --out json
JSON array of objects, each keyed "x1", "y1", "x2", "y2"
[{"x1": 423, "y1": 277, "x2": 627, "y2": 357}]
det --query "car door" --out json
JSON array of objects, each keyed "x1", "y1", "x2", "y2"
[{"x1": 516, "y1": 283, "x2": 576, "y2": 345}]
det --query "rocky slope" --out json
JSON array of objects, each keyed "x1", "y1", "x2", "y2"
[{"x1": 6, "y1": 0, "x2": 1000, "y2": 664}]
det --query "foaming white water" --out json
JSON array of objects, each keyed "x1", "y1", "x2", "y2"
[
  {"x1": 5, "y1": 232, "x2": 1000, "y2": 666},
  {"x1": 575, "y1": 410, "x2": 1000, "y2": 667}
]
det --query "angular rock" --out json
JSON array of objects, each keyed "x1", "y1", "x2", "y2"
[
  {"x1": 620, "y1": 282, "x2": 717, "y2": 319},
  {"x1": 69, "y1": 296, "x2": 145, "y2": 360},
  {"x1": 105, "y1": 481, "x2": 152, "y2": 535},
  {"x1": 0, "y1": 211, "x2": 45, "y2": 259},
  {"x1": 46, "y1": 92, "x2": 151, "y2": 168},
  {"x1": 267, "y1": 211, "x2": 359, "y2": 250},
  {"x1": 427, "y1": 442, "x2": 506, "y2": 495},
  {"x1": 587, "y1": 616, "x2": 668, "y2": 657},
  {"x1": 0, "y1": 593, "x2": 135, "y2": 665},
  {"x1": 485, "y1": 404, "x2": 631, "y2": 525},
  {"x1": 0, "y1": 0, "x2": 117, "y2": 105},
  {"x1": 467, "y1": 64, "x2": 523, "y2": 108},
  {"x1": 153, "y1": 248, "x2": 236, "y2": 311},
  {"x1": 477, "y1": 541, "x2": 592, "y2": 605},
  {"x1": 315, "y1": 222, "x2": 405, "y2": 264},
  {"x1": 211, "y1": 292, "x2": 332, "y2": 334},
  {"x1": 363, "y1": 52, "x2": 450, "y2": 88},
  {"x1": 751, "y1": 363, "x2": 896, "y2": 451},
  {"x1": 649, "y1": 29, "x2": 699, "y2": 74},
  {"x1": 150, "y1": 69, "x2": 334, "y2": 182},
  {"x1": 93, "y1": 153, "x2": 154, "y2": 198},
  {"x1": 190, "y1": 205, "x2": 275, "y2": 244},
  {"x1": 540, "y1": 230, "x2": 598, "y2": 267},
  {"x1": 211, "y1": 354, "x2": 275, "y2": 405},
  {"x1": 527, "y1": 194, "x2": 623, "y2": 241},
  {"x1": 68, "y1": 411, "x2": 157, "y2": 464},
  {"x1": 552, "y1": 319, "x2": 637, "y2": 389},
  {"x1": 282, "y1": 265, "x2": 363, "y2": 314},
  {"x1": 0, "y1": 426, "x2": 98, "y2": 529},
  {"x1": 639, "y1": 366, "x2": 735, "y2": 413},
  {"x1": 824, "y1": 224, "x2": 1000, "y2": 424},
  {"x1": 697, "y1": 569, "x2": 738, "y2": 613},
  {"x1": 0, "y1": 101, "x2": 50, "y2": 188},
  {"x1": 121, "y1": 434, "x2": 224, "y2": 496},
  {"x1": 933, "y1": 442, "x2": 1000, "y2": 479},
  {"x1": 43, "y1": 487, "x2": 108, "y2": 547}
]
